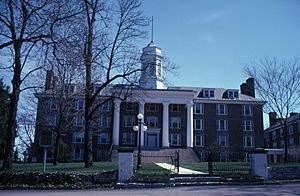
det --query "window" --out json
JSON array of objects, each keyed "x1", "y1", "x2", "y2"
[
  {"x1": 146, "y1": 103, "x2": 157, "y2": 112},
  {"x1": 228, "y1": 90, "x2": 239, "y2": 99},
  {"x1": 272, "y1": 142, "x2": 277, "y2": 148},
  {"x1": 194, "y1": 103, "x2": 204, "y2": 114},
  {"x1": 280, "y1": 129, "x2": 284, "y2": 137},
  {"x1": 265, "y1": 134, "x2": 269, "y2": 141},
  {"x1": 280, "y1": 140, "x2": 285, "y2": 149},
  {"x1": 64, "y1": 85, "x2": 75, "y2": 94},
  {"x1": 272, "y1": 131, "x2": 276, "y2": 140},
  {"x1": 72, "y1": 132, "x2": 84, "y2": 143},
  {"x1": 216, "y1": 104, "x2": 228, "y2": 115},
  {"x1": 203, "y1": 89, "x2": 215, "y2": 98},
  {"x1": 47, "y1": 115, "x2": 57, "y2": 126},
  {"x1": 48, "y1": 99, "x2": 57, "y2": 110},
  {"x1": 217, "y1": 119, "x2": 228, "y2": 130},
  {"x1": 146, "y1": 116, "x2": 158, "y2": 128},
  {"x1": 72, "y1": 148, "x2": 83, "y2": 160},
  {"x1": 76, "y1": 99, "x2": 84, "y2": 110},
  {"x1": 123, "y1": 115, "x2": 135, "y2": 127},
  {"x1": 169, "y1": 117, "x2": 181, "y2": 129},
  {"x1": 157, "y1": 60, "x2": 162, "y2": 77},
  {"x1": 100, "y1": 115, "x2": 111, "y2": 127},
  {"x1": 75, "y1": 115, "x2": 84, "y2": 127},
  {"x1": 289, "y1": 125, "x2": 294, "y2": 135},
  {"x1": 122, "y1": 132, "x2": 135, "y2": 145},
  {"x1": 218, "y1": 135, "x2": 228, "y2": 147},
  {"x1": 194, "y1": 119, "x2": 204, "y2": 130},
  {"x1": 242, "y1": 105, "x2": 253, "y2": 116},
  {"x1": 101, "y1": 101, "x2": 112, "y2": 112},
  {"x1": 125, "y1": 102, "x2": 135, "y2": 111},
  {"x1": 170, "y1": 104, "x2": 181, "y2": 112},
  {"x1": 98, "y1": 133, "x2": 109, "y2": 144},
  {"x1": 243, "y1": 120, "x2": 254, "y2": 131},
  {"x1": 289, "y1": 138, "x2": 294, "y2": 147},
  {"x1": 195, "y1": 135, "x2": 204, "y2": 147},
  {"x1": 170, "y1": 134, "x2": 181, "y2": 146},
  {"x1": 243, "y1": 136, "x2": 254, "y2": 147}
]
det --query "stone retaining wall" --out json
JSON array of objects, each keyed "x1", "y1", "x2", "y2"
[{"x1": 268, "y1": 166, "x2": 300, "y2": 180}]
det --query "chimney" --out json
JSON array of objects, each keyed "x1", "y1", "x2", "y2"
[
  {"x1": 45, "y1": 70, "x2": 54, "y2": 90},
  {"x1": 269, "y1": 112, "x2": 277, "y2": 127},
  {"x1": 290, "y1": 112, "x2": 298, "y2": 117},
  {"x1": 240, "y1": 77, "x2": 255, "y2": 97}
]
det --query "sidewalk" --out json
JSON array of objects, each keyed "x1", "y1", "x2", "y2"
[{"x1": 155, "y1": 163, "x2": 207, "y2": 174}]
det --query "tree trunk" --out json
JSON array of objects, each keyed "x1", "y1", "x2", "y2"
[
  {"x1": 284, "y1": 121, "x2": 288, "y2": 163},
  {"x1": 1, "y1": 46, "x2": 21, "y2": 171}
]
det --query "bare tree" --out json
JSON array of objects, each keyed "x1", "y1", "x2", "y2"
[
  {"x1": 81, "y1": 0, "x2": 148, "y2": 167},
  {"x1": 0, "y1": 0, "x2": 80, "y2": 170},
  {"x1": 244, "y1": 57, "x2": 300, "y2": 162}
]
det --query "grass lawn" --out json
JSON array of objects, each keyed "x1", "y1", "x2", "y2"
[
  {"x1": 269, "y1": 162, "x2": 300, "y2": 168},
  {"x1": 137, "y1": 163, "x2": 171, "y2": 175},
  {"x1": 11, "y1": 162, "x2": 118, "y2": 173}
]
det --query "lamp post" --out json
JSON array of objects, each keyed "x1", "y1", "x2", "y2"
[{"x1": 133, "y1": 113, "x2": 147, "y2": 170}]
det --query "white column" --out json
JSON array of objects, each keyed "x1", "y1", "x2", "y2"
[
  {"x1": 139, "y1": 101, "x2": 145, "y2": 146},
  {"x1": 113, "y1": 99, "x2": 121, "y2": 146},
  {"x1": 162, "y1": 102, "x2": 169, "y2": 147},
  {"x1": 187, "y1": 101, "x2": 194, "y2": 147}
]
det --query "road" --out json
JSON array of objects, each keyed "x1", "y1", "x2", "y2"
[{"x1": 1, "y1": 183, "x2": 300, "y2": 196}]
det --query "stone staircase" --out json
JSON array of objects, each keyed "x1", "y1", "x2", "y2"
[{"x1": 110, "y1": 148, "x2": 200, "y2": 164}]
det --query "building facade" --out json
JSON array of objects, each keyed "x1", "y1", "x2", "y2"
[
  {"x1": 33, "y1": 41, "x2": 266, "y2": 162},
  {"x1": 264, "y1": 112, "x2": 300, "y2": 161}
]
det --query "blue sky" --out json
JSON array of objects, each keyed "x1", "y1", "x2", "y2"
[{"x1": 139, "y1": 0, "x2": 300, "y2": 89}]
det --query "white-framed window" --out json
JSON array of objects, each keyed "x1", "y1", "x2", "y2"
[
  {"x1": 101, "y1": 101, "x2": 112, "y2": 112},
  {"x1": 72, "y1": 148, "x2": 83, "y2": 160},
  {"x1": 272, "y1": 131, "x2": 276, "y2": 140},
  {"x1": 100, "y1": 115, "x2": 112, "y2": 127},
  {"x1": 170, "y1": 134, "x2": 181, "y2": 146},
  {"x1": 289, "y1": 125, "x2": 294, "y2": 135},
  {"x1": 48, "y1": 99, "x2": 57, "y2": 110},
  {"x1": 76, "y1": 99, "x2": 85, "y2": 110},
  {"x1": 170, "y1": 104, "x2": 181, "y2": 112},
  {"x1": 195, "y1": 135, "x2": 204, "y2": 147},
  {"x1": 123, "y1": 115, "x2": 135, "y2": 127},
  {"x1": 146, "y1": 103, "x2": 157, "y2": 112},
  {"x1": 243, "y1": 136, "x2": 254, "y2": 147},
  {"x1": 280, "y1": 140, "x2": 285, "y2": 149},
  {"x1": 72, "y1": 131, "x2": 84, "y2": 143},
  {"x1": 242, "y1": 105, "x2": 253, "y2": 116},
  {"x1": 272, "y1": 142, "x2": 277, "y2": 148},
  {"x1": 169, "y1": 117, "x2": 181, "y2": 129},
  {"x1": 122, "y1": 132, "x2": 135, "y2": 145},
  {"x1": 194, "y1": 119, "x2": 204, "y2": 130},
  {"x1": 47, "y1": 115, "x2": 57, "y2": 126},
  {"x1": 243, "y1": 120, "x2": 254, "y2": 131},
  {"x1": 125, "y1": 102, "x2": 136, "y2": 111},
  {"x1": 98, "y1": 133, "x2": 109, "y2": 144},
  {"x1": 228, "y1": 90, "x2": 239, "y2": 99},
  {"x1": 75, "y1": 115, "x2": 84, "y2": 127},
  {"x1": 280, "y1": 128, "x2": 284, "y2": 137},
  {"x1": 203, "y1": 89, "x2": 215, "y2": 98},
  {"x1": 194, "y1": 103, "x2": 204, "y2": 114},
  {"x1": 216, "y1": 104, "x2": 228, "y2": 115},
  {"x1": 289, "y1": 138, "x2": 294, "y2": 147},
  {"x1": 146, "y1": 116, "x2": 158, "y2": 128},
  {"x1": 218, "y1": 135, "x2": 228, "y2": 147},
  {"x1": 217, "y1": 119, "x2": 228, "y2": 131}
]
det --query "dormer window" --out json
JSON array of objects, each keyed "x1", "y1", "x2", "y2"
[
  {"x1": 228, "y1": 90, "x2": 239, "y2": 99},
  {"x1": 203, "y1": 89, "x2": 214, "y2": 98}
]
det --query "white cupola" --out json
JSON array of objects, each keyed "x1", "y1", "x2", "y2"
[{"x1": 139, "y1": 41, "x2": 165, "y2": 89}]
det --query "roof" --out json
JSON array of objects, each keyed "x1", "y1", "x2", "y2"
[{"x1": 265, "y1": 113, "x2": 300, "y2": 132}]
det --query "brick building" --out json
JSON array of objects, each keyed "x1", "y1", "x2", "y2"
[
  {"x1": 264, "y1": 112, "x2": 300, "y2": 161},
  {"x1": 33, "y1": 41, "x2": 266, "y2": 162}
]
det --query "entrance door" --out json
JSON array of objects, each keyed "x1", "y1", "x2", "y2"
[{"x1": 146, "y1": 133, "x2": 158, "y2": 148}]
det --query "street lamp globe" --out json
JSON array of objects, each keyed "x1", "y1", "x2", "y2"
[
  {"x1": 137, "y1": 113, "x2": 144, "y2": 120},
  {"x1": 142, "y1": 125, "x2": 147, "y2": 131},
  {"x1": 133, "y1": 125, "x2": 139, "y2": 131}
]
